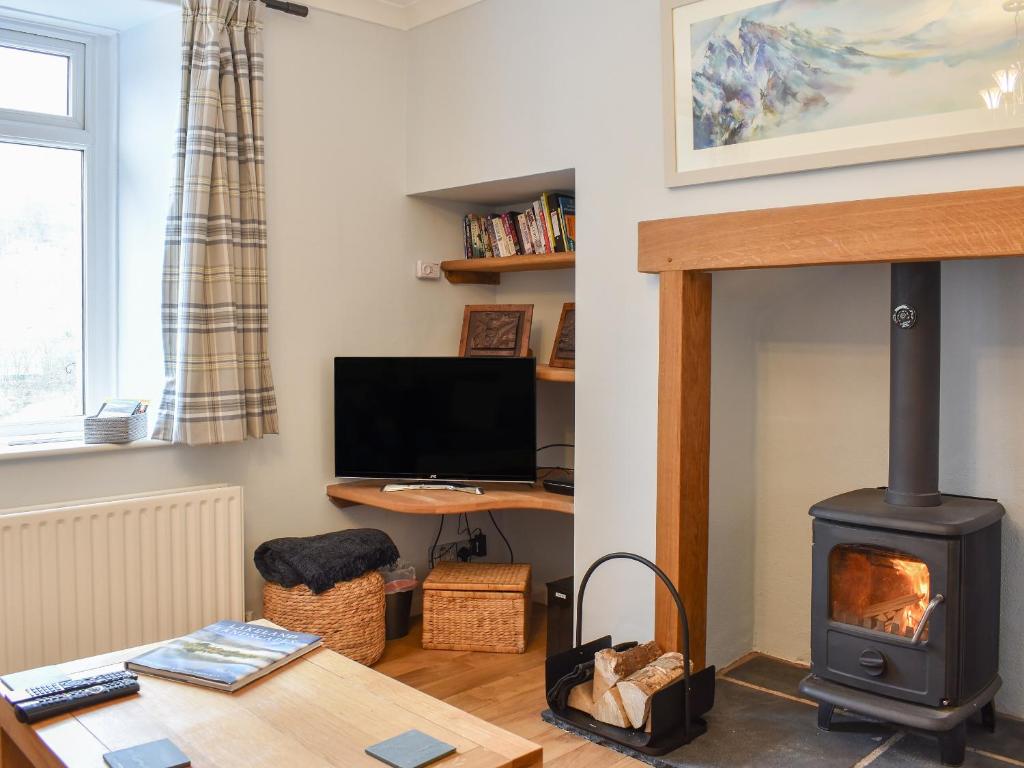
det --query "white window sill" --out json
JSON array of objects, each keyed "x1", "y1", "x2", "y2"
[{"x1": 0, "y1": 436, "x2": 170, "y2": 462}]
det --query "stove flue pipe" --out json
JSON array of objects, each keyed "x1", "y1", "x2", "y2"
[{"x1": 885, "y1": 262, "x2": 942, "y2": 507}]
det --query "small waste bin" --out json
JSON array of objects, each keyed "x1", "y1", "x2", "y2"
[{"x1": 380, "y1": 561, "x2": 417, "y2": 640}]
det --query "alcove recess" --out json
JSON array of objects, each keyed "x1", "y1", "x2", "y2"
[
  {"x1": 408, "y1": 167, "x2": 576, "y2": 385},
  {"x1": 408, "y1": 168, "x2": 576, "y2": 602}
]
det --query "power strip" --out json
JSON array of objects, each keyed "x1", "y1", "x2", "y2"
[{"x1": 429, "y1": 533, "x2": 487, "y2": 568}]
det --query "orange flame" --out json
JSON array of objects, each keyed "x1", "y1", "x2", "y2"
[{"x1": 891, "y1": 557, "x2": 930, "y2": 635}]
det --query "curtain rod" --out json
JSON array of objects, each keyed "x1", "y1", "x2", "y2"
[{"x1": 262, "y1": 0, "x2": 309, "y2": 17}]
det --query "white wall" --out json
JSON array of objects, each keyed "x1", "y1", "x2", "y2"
[{"x1": 406, "y1": 0, "x2": 1024, "y2": 716}]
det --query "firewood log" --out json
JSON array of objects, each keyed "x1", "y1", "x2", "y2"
[
  {"x1": 617, "y1": 652, "x2": 687, "y2": 729},
  {"x1": 567, "y1": 680, "x2": 595, "y2": 716},
  {"x1": 592, "y1": 686, "x2": 631, "y2": 728},
  {"x1": 592, "y1": 641, "x2": 662, "y2": 700},
  {"x1": 862, "y1": 593, "x2": 919, "y2": 617}
]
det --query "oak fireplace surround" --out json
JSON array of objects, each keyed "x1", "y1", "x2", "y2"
[{"x1": 635, "y1": 185, "x2": 1024, "y2": 669}]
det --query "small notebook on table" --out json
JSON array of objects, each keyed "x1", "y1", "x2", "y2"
[{"x1": 365, "y1": 730, "x2": 456, "y2": 768}]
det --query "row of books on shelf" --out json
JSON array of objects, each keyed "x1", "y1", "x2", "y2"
[{"x1": 462, "y1": 192, "x2": 575, "y2": 259}]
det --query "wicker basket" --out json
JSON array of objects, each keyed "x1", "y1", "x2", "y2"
[
  {"x1": 422, "y1": 562, "x2": 531, "y2": 654},
  {"x1": 263, "y1": 570, "x2": 385, "y2": 666}
]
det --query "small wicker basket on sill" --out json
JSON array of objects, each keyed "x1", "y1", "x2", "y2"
[{"x1": 263, "y1": 569, "x2": 385, "y2": 666}]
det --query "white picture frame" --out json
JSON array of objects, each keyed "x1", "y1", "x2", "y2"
[{"x1": 663, "y1": 0, "x2": 1024, "y2": 188}]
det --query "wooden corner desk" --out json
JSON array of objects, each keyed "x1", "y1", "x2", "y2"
[
  {"x1": 326, "y1": 481, "x2": 573, "y2": 516},
  {"x1": 0, "y1": 622, "x2": 541, "y2": 768}
]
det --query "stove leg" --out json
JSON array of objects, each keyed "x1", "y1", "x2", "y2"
[
  {"x1": 816, "y1": 703, "x2": 835, "y2": 731},
  {"x1": 980, "y1": 701, "x2": 996, "y2": 733},
  {"x1": 938, "y1": 722, "x2": 966, "y2": 767}
]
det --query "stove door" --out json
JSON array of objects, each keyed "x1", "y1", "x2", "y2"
[
  {"x1": 829, "y1": 544, "x2": 932, "y2": 640},
  {"x1": 811, "y1": 520, "x2": 958, "y2": 707}
]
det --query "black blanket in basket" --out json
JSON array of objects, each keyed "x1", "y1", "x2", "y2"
[{"x1": 254, "y1": 529, "x2": 399, "y2": 594}]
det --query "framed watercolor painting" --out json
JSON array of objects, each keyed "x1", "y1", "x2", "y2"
[{"x1": 663, "y1": 0, "x2": 1024, "y2": 187}]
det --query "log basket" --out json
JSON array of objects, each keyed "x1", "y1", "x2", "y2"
[{"x1": 544, "y1": 552, "x2": 716, "y2": 755}]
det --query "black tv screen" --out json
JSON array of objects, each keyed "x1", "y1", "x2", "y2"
[{"x1": 334, "y1": 357, "x2": 537, "y2": 482}]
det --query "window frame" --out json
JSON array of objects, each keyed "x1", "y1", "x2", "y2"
[
  {"x1": 0, "y1": 26, "x2": 85, "y2": 129},
  {"x1": 0, "y1": 15, "x2": 117, "y2": 439}
]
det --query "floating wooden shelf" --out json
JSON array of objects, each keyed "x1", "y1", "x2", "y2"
[
  {"x1": 536, "y1": 364, "x2": 574, "y2": 383},
  {"x1": 441, "y1": 252, "x2": 575, "y2": 285},
  {"x1": 327, "y1": 481, "x2": 573, "y2": 516}
]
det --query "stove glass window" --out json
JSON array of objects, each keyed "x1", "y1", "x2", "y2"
[{"x1": 829, "y1": 545, "x2": 931, "y2": 640}]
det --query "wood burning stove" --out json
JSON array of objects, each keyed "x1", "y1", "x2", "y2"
[{"x1": 799, "y1": 262, "x2": 1004, "y2": 767}]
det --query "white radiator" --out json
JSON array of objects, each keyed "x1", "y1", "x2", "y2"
[{"x1": 0, "y1": 485, "x2": 244, "y2": 674}]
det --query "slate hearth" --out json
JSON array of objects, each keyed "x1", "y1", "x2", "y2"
[{"x1": 541, "y1": 654, "x2": 1024, "y2": 767}]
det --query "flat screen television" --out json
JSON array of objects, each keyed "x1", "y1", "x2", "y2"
[{"x1": 334, "y1": 357, "x2": 537, "y2": 482}]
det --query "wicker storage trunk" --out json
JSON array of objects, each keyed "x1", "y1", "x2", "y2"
[
  {"x1": 422, "y1": 562, "x2": 531, "y2": 654},
  {"x1": 263, "y1": 570, "x2": 385, "y2": 666}
]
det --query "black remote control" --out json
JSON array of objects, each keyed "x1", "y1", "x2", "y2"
[
  {"x1": 13, "y1": 677, "x2": 139, "y2": 724},
  {"x1": 6, "y1": 671, "x2": 137, "y2": 705}
]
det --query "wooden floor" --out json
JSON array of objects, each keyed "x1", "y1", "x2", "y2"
[{"x1": 375, "y1": 605, "x2": 643, "y2": 767}]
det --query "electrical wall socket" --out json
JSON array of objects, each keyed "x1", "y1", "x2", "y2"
[
  {"x1": 416, "y1": 260, "x2": 441, "y2": 280},
  {"x1": 430, "y1": 539, "x2": 468, "y2": 565}
]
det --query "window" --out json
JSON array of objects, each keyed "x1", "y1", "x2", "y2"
[{"x1": 0, "y1": 19, "x2": 115, "y2": 439}]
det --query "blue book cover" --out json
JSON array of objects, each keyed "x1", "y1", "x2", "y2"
[
  {"x1": 365, "y1": 730, "x2": 456, "y2": 768},
  {"x1": 127, "y1": 621, "x2": 321, "y2": 691}
]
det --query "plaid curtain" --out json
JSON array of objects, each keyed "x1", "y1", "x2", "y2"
[{"x1": 154, "y1": 0, "x2": 278, "y2": 445}]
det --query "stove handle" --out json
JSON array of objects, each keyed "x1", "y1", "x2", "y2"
[{"x1": 911, "y1": 594, "x2": 944, "y2": 645}]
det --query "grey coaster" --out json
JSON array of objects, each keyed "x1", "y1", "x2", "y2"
[
  {"x1": 103, "y1": 739, "x2": 190, "y2": 768},
  {"x1": 365, "y1": 730, "x2": 456, "y2": 768}
]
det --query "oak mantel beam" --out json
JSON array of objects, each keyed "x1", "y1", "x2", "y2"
[{"x1": 639, "y1": 186, "x2": 1024, "y2": 274}]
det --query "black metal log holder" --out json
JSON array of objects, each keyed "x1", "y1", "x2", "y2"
[{"x1": 544, "y1": 553, "x2": 716, "y2": 756}]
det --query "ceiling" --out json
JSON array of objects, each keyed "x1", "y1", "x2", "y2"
[{"x1": 309, "y1": 0, "x2": 485, "y2": 29}]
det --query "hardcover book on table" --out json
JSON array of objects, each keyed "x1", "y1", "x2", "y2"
[{"x1": 127, "y1": 621, "x2": 321, "y2": 692}]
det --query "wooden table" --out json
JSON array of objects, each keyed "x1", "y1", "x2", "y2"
[{"x1": 0, "y1": 624, "x2": 542, "y2": 768}]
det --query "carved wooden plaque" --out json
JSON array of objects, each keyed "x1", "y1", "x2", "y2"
[
  {"x1": 459, "y1": 304, "x2": 534, "y2": 357},
  {"x1": 549, "y1": 303, "x2": 575, "y2": 368}
]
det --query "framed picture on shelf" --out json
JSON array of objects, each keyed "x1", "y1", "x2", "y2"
[
  {"x1": 549, "y1": 303, "x2": 575, "y2": 369},
  {"x1": 663, "y1": 0, "x2": 1024, "y2": 187},
  {"x1": 459, "y1": 304, "x2": 534, "y2": 358}
]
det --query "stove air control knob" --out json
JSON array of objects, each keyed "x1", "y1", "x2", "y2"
[
  {"x1": 892, "y1": 305, "x2": 917, "y2": 329},
  {"x1": 859, "y1": 648, "x2": 887, "y2": 677}
]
